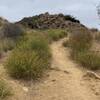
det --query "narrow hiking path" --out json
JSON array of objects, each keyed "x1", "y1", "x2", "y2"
[
  {"x1": 0, "y1": 38, "x2": 100, "y2": 100},
  {"x1": 31, "y1": 38, "x2": 100, "y2": 100}
]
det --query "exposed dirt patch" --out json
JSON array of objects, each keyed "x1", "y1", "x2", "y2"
[{"x1": 83, "y1": 72, "x2": 100, "y2": 97}]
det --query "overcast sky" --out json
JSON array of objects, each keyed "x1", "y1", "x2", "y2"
[{"x1": 0, "y1": 0, "x2": 100, "y2": 29}]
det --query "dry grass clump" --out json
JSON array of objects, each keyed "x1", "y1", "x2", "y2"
[
  {"x1": 46, "y1": 29, "x2": 68, "y2": 41},
  {"x1": 69, "y1": 29, "x2": 93, "y2": 51},
  {"x1": 72, "y1": 51, "x2": 100, "y2": 70},
  {"x1": 5, "y1": 34, "x2": 51, "y2": 80},
  {"x1": 64, "y1": 29, "x2": 100, "y2": 70},
  {"x1": 0, "y1": 79, "x2": 11, "y2": 99}
]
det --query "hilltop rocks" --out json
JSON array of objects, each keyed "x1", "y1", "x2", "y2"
[{"x1": 17, "y1": 12, "x2": 86, "y2": 29}]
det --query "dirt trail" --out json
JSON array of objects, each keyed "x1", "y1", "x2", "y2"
[
  {"x1": 31, "y1": 38, "x2": 100, "y2": 100},
  {"x1": 0, "y1": 38, "x2": 100, "y2": 100}
]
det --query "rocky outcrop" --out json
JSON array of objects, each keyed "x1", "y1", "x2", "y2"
[{"x1": 17, "y1": 12, "x2": 86, "y2": 29}]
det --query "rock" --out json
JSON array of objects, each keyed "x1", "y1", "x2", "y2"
[
  {"x1": 17, "y1": 12, "x2": 84, "y2": 29},
  {"x1": 50, "y1": 67, "x2": 61, "y2": 71},
  {"x1": 83, "y1": 71, "x2": 100, "y2": 80},
  {"x1": 95, "y1": 92, "x2": 99, "y2": 96},
  {"x1": 51, "y1": 79, "x2": 56, "y2": 82},
  {"x1": 22, "y1": 87, "x2": 29, "y2": 92},
  {"x1": 63, "y1": 70, "x2": 70, "y2": 74}
]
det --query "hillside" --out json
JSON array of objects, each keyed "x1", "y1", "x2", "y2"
[
  {"x1": 17, "y1": 12, "x2": 87, "y2": 29},
  {"x1": 0, "y1": 13, "x2": 100, "y2": 100}
]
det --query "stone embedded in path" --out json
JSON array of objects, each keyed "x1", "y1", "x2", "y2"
[{"x1": 22, "y1": 87, "x2": 29, "y2": 92}]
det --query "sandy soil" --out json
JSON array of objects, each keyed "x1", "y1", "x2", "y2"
[{"x1": 0, "y1": 38, "x2": 100, "y2": 100}]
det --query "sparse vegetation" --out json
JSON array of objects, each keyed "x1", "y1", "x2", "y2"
[
  {"x1": 64, "y1": 29, "x2": 100, "y2": 70},
  {"x1": 74, "y1": 51, "x2": 100, "y2": 70},
  {"x1": 46, "y1": 29, "x2": 67, "y2": 41},
  {"x1": 6, "y1": 34, "x2": 51, "y2": 80},
  {"x1": 0, "y1": 79, "x2": 11, "y2": 99},
  {"x1": 69, "y1": 29, "x2": 93, "y2": 51}
]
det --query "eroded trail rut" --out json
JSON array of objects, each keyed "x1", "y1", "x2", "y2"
[{"x1": 32, "y1": 38, "x2": 100, "y2": 100}]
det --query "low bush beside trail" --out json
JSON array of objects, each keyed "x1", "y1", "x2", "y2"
[
  {"x1": 68, "y1": 29, "x2": 92, "y2": 51},
  {"x1": 64, "y1": 29, "x2": 100, "y2": 70},
  {"x1": 5, "y1": 34, "x2": 51, "y2": 80}
]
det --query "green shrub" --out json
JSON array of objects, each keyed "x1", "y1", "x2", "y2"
[
  {"x1": 6, "y1": 35, "x2": 51, "y2": 80},
  {"x1": 0, "y1": 79, "x2": 11, "y2": 99},
  {"x1": 46, "y1": 29, "x2": 67, "y2": 41},
  {"x1": 74, "y1": 51, "x2": 100, "y2": 70}
]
